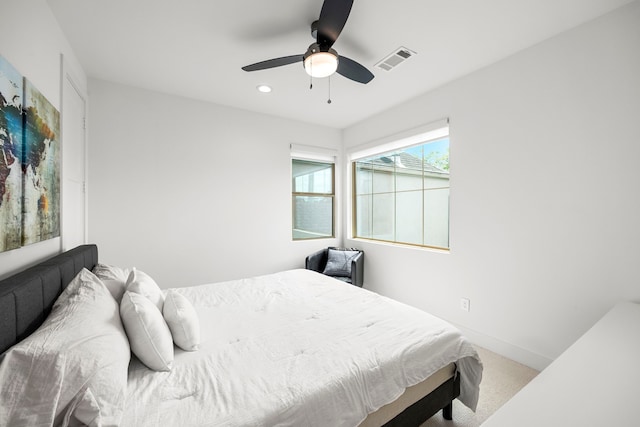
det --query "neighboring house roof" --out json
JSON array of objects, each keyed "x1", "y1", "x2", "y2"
[{"x1": 367, "y1": 152, "x2": 449, "y2": 175}]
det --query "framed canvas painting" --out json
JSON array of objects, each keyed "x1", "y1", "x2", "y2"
[
  {"x1": 22, "y1": 78, "x2": 60, "y2": 246},
  {"x1": 0, "y1": 55, "x2": 23, "y2": 252}
]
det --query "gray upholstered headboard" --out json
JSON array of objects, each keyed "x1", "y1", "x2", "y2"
[{"x1": 0, "y1": 244, "x2": 98, "y2": 354}]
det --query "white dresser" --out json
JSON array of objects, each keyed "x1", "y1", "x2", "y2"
[{"x1": 482, "y1": 302, "x2": 640, "y2": 427}]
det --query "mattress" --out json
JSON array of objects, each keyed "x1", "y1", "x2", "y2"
[{"x1": 121, "y1": 269, "x2": 482, "y2": 426}]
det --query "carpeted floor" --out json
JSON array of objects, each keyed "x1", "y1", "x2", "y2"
[{"x1": 421, "y1": 346, "x2": 539, "y2": 427}]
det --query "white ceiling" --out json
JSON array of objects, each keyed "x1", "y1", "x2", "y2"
[{"x1": 47, "y1": 0, "x2": 632, "y2": 129}]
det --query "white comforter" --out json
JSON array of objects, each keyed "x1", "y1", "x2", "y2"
[{"x1": 122, "y1": 269, "x2": 482, "y2": 427}]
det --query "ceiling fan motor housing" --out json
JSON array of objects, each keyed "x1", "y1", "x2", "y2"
[{"x1": 304, "y1": 43, "x2": 338, "y2": 60}]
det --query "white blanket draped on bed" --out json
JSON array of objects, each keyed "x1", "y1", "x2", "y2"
[{"x1": 122, "y1": 269, "x2": 482, "y2": 427}]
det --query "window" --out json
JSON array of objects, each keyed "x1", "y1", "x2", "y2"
[
  {"x1": 352, "y1": 131, "x2": 450, "y2": 249},
  {"x1": 292, "y1": 159, "x2": 335, "y2": 240}
]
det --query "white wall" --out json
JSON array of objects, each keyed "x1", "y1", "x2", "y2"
[
  {"x1": 343, "y1": 2, "x2": 640, "y2": 370},
  {"x1": 88, "y1": 79, "x2": 341, "y2": 288},
  {"x1": 0, "y1": 0, "x2": 87, "y2": 279}
]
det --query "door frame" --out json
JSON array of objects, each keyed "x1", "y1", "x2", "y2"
[{"x1": 60, "y1": 54, "x2": 88, "y2": 250}]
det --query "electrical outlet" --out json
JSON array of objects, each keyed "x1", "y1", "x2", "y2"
[{"x1": 460, "y1": 298, "x2": 470, "y2": 312}]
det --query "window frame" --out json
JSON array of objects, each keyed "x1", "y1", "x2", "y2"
[
  {"x1": 349, "y1": 122, "x2": 450, "y2": 251},
  {"x1": 291, "y1": 158, "x2": 336, "y2": 241}
]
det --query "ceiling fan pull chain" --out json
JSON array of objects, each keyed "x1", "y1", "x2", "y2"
[
  {"x1": 327, "y1": 75, "x2": 332, "y2": 104},
  {"x1": 309, "y1": 59, "x2": 313, "y2": 90}
]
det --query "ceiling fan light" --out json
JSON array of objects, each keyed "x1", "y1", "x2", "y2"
[{"x1": 304, "y1": 52, "x2": 338, "y2": 78}]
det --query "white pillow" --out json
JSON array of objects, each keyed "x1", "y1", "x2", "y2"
[
  {"x1": 126, "y1": 268, "x2": 165, "y2": 311},
  {"x1": 101, "y1": 279, "x2": 126, "y2": 303},
  {"x1": 163, "y1": 290, "x2": 201, "y2": 351},
  {"x1": 92, "y1": 263, "x2": 130, "y2": 302},
  {"x1": 0, "y1": 268, "x2": 130, "y2": 427},
  {"x1": 120, "y1": 291, "x2": 174, "y2": 371},
  {"x1": 92, "y1": 263, "x2": 130, "y2": 282}
]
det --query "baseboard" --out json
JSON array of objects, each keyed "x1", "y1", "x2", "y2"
[{"x1": 450, "y1": 323, "x2": 553, "y2": 371}]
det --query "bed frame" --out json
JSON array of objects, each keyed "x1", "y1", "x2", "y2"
[
  {"x1": 381, "y1": 375, "x2": 460, "y2": 426},
  {"x1": 0, "y1": 244, "x2": 460, "y2": 426}
]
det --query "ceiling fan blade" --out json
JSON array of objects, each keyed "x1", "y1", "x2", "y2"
[
  {"x1": 337, "y1": 55, "x2": 374, "y2": 84},
  {"x1": 242, "y1": 55, "x2": 303, "y2": 72},
  {"x1": 316, "y1": 0, "x2": 353, "y2": 48}
]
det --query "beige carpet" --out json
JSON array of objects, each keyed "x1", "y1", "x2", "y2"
[{"x1": 420, "y1": 346, "x2": 539, "y2": 427}]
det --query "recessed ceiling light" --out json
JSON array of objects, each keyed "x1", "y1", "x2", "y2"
[{"x1": 256, "y1": 85, "x2": 272, "y2": 93}]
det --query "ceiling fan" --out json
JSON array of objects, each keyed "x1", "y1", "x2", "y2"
[{"x1": 241, "y1": 0, "x2": 374, "y2": 84}]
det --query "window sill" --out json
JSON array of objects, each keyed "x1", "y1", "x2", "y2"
[{"x1": 349, "y1": 237, "x2": 450, "y2": 254}]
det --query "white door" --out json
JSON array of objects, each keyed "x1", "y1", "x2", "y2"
[{"x1": 61, "y1": 74, "x2": 87, "y2": 250}]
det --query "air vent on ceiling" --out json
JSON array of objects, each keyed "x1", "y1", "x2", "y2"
[{"x1": 375, "y1": 47, "x2": 416, "y2": 72}]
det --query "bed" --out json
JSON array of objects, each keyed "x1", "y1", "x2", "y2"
[{"x1": 0, "y1": 245, "x2": 482, "y2": 426}]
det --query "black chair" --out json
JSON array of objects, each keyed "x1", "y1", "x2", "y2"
[{"x1": 305, "y1": 247, "x2": 364, "y2": 287}]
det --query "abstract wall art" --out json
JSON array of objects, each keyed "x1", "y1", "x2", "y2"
[
  {"x1": 0, "y1": 54, "x2": 60, "y2": 253},
  {"x1": 22, "y1": 79, "x2": 60, "y2": 245},
  {"x1": 0, "y1": 55, "x2": 23, "y2": 252}
]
